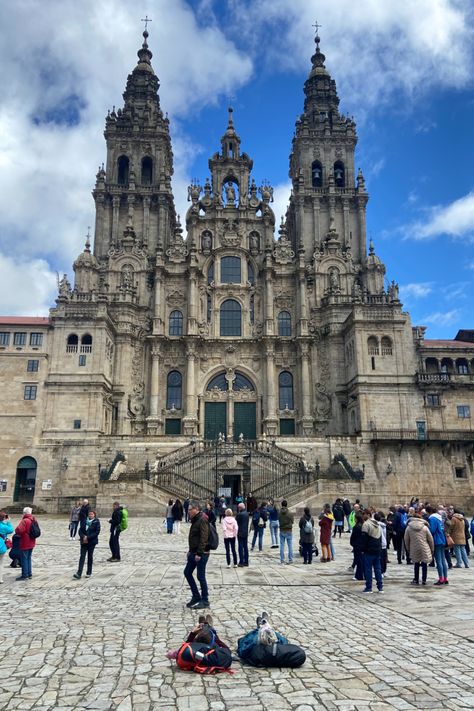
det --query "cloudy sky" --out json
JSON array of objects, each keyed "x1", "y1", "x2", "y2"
[{"x1": 0, "y1": 0, "x2": 473, "y2": 338}]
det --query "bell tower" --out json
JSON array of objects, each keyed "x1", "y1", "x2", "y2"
[
  {"x1": 92, "y1": 30, "x2": 176, "y2": 262},
  {"x1": 287, "y1": 32, "x2": 368, "y2": 267}
]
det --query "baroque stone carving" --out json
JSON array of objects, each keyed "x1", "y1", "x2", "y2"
[
  {"x1": 315, "y1": 382, "x2": 332, "y2": 419},
  {"x1": 273, "y1": 237, "x2": 295, "y2": 265},
  {"x1": 166, "y1": 290, "x2": 186, "y2": 306}
]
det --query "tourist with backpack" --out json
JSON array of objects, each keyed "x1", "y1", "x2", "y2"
[
  {"x1": 74, "y1": 509, "x2": 101, "y2": 579},
  {"x1": 108, "y1": 501, "x2": 123, "y2": 562},
  {"x1": 184, "y1": 501, "x2": 212, "y2": 609},
  {"x1": 279, "y1": 500, "x2": 294, "y2": 564},
  {"x1": 183, "y1": 496, "x2": 190, "y2": 523},
  {"x1": 251, "y1": 502, "x2": 267, "y2": 552},
  {"x1": 0, "y1": 511, "x2": 14, "y2": 584},
  {"x1": 299, "y1": 507, "x2": 315, "y2": 564},
  {"x1": 332, "y1": 499, "x2": 345, "y2": 537},
  {"x1": 15, "y1": 506, "x2": 40, "y2": 581}
]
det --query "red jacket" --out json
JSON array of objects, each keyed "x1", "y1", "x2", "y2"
[
  {"x1": 15, "y1": 514, "x2": 36, "y2": 551},
  {"x1": 319, "y1": 515, "x2": 333, "y2": 545}
]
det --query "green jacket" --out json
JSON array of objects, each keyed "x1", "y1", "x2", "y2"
[
  {"x1": 278, "y1": 507, "x2": 294, "y2": 532},
  {"x1": 349, "y1": 510, "x2": 356, "y2": 528}
]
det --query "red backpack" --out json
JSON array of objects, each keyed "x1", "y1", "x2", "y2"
[{"x1": 176, "y1": 642, "x2": 233, "y2": 675}]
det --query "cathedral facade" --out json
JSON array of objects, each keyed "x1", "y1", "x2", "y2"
[{"x1": 0, "y1": 31, "x2": 473, "y2": 512}]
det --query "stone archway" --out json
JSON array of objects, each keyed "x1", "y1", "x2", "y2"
[
  {"x1": 203, "y1": 370, "x2": 257, "y2": 441},
  {"x1": 14, "y1": 456, "x2": 37, "y2": 503}
]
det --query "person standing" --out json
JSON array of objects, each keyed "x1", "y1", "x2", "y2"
[
  {"x1": 205, "y1": 501, "x2": 216, "y2": 525},
  {"x1": 319, "y1": 504, "x2": 333, "y2": 562},
  {"x1": 0, "y1": 512, "x2": 14, "y2": 584},
  {"x1": 404, "y1": 513, "x2": 434, "y2": 585},
  {"x1": 360, "y1": 510, "x2": 383, "y2": 593},
  {"x1": 375, "y1": 511, "x2": 388, "y2": 576},
  {"x1": 166, "y1": 499, "x2": 174, "y2": 534},
  {"x1": 332, "y1": 499, "x2": 344, "y2": 537},
  {"x1": 236, "y1": 503, "x2": 249, "y2": 567},
  {"x1": 184, "y1": 502, "x2": 211, "y2": 609},
  {"x1": 218, "y1": 496, "x2": 227, "y2": 523},
  {"x1": 69, "y1": 500, "x2": 81, "y2": 540},
  {"x1": 74, "y1": 510, "x2": 101, "y2": 579},
  {"x1": 251, "y1": 502, "x2": 268, "y2": 552},
  {"x1": 350, "y1": 512, "x2": 365, "y2": 580},
  {"x1": 451, "y1": 511, "x2": 469, "y2": 568},
  {"x1": 172, "y1": 498, "x2": 184, "y2": 534},
  {"x1": 427, "y1": 505, "x2": 449, "y2": 585},
  {"x1": 267, "y1": 499, "x2": 279, "y2": 548},
  {"x1": 299, "y1": 507, "x2": 315, "y2": 564},
  {"x1": 246, "y1": 493, "x2": 258, "y2": 515},
  {"x1": 222, "y1": 508, "x2": 238, "y2": 567},
  {"x1": 343, "y1": 498, "x2": 352, "y2": 532},
  {"x1": 278, "y1": 500, "x2": 294, "y2": 564},
  {"x1": 15, "y1": 507, "x2": 38, "y2": 581},
  {"x1": 108, "y1": 501, "x2": 122, "y2": 562},
  {"x1": 183, "y1": 497, "x2": 190, "y2": 523},
  {"x1": 78, "y1": 498, "x2": 90, "y2": 526}
]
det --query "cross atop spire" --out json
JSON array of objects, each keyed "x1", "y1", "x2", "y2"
[
  {"x1": 312, "y1": 20, "x2": 322, "y2": 35},
  {"x1": 141, "y1": 15, "x2": 152, "y2": 32}
]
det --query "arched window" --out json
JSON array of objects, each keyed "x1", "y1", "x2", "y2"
[
  {"x1": 312, "y1": 160, "x2": 323, "y2": 188},
  {"x1": 67, "y1": 334, "x2": 78, "y2": 345},
  {"x1": 141, "y1": 157, "x2": 153, "y2": 185},
  {"x1": 207, "y1": 373, "x2": 227, "y2": 391},
  {"x1": 334, "y1": 160, "x2": 345, "y2": 187},
  {"x1": 220, "y1": 299, "x2": 241, "y2": 336},
  {"x1": 233, "y1": 372, "x2": 255, "y2": 391},
  {"x1": 248, "y1": 262, "x2": 254, "y2": 286},
  {"x1": 169, "y1": 310, "x2": 183, "y2": 336},
  {"x1": 425, "y1": 357, "x2": 439, "y2": 374},
  {"x1": 81, "y1": 334, "x2": 92, "y2": 345},
  {"x1": 367, "y1": 336, "x2": 379, "y2": 356},
  {"x1": 166, "y1": 371, "x2": 182, "y2": 409},
  {"x1": 221, "y1": 256, "x2": 241, "y2": 284},
  {"x1": 117, "y1": 155, "x2": 129, "y2": 185},
  {"x1": 440, "y1": 358, "x2": 454, "y2": 374},
  {"x1": 381, "y1": 336, "x2": 392, "y2": 356},
  {"x1": 279, "y1": 371, "x2": 294, "y2": 410},
  {"x1": 456, "y1": 359, "x2": 469, "y2": 375},
  {"x1": 278, "y1": 311, "x2": 292, "y2": 337}
]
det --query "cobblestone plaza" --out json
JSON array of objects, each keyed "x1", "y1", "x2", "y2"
[{"x1": 1, "y1": 516, "x2": 473, "y2": 710}]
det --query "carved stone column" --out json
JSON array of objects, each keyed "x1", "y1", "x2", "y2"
[
  {"x1": 143, "y1": 196, "x2": 150, "y2": 247},
  {"x1": 298, "y1": 342, "x2": 314, "y2": 436},
  {"x1": 111, "y1": 196, "x2": 120, "y2": 244},
  {"x1": 183, "y1": 346, "x2": 198, "y2": 435},
  {"x1": 297, "y1": 248, "x2": 308, "y2": 336},
  {"x1": 153, "y1": 262, "x2": 164, "y2": 335},
  {"x1": 357, "y1": 197, "x2": 368, "y2": 263},
  {"x1": 263, "y1": 345, "x2": 278, "y2": 436},
  {"x1": 264, "y1": 255, "x2": 274, "y2": 336},
  {"x1": 147, "y1": 346, "x2": 163, "y2": 435}
]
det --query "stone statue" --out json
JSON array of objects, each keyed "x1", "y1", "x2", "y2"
[
  {"x1": 315, "y1": 383, "x2": 332, "y2": 418},
  {"x1": 328, "y1": 267, "x2": 340, "y2": 291},
  {"x1": 201, "y1": 231, "x2": 212, "y2": 251},
  {"x1": 58, "y1": 274, "x2": 71, "y2": 298},
  {"x1": 225, "y1": 182, "x2": 236, "y2": 204},
  {"x1": 187, "y1": 182, "x2": 201, "y2": 203},
  {"x1": 249, "y1": 232, "x2": 260, "y2": 251},
  {"x1": 121, "y1": 264, "x2": 134, "y2": 289}
]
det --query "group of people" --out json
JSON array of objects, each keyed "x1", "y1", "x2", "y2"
[{"x1": 0, "y1": 507, "x2": 39, "y2": 582}]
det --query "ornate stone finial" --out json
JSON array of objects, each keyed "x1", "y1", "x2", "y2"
[
  {"x1": 310, "y1": 21, "x2": 326, "y2": 69},
  {"x1": 85, "y1": 227, "x2": 91, "y2": 253},
  {"x1": 141, "y1": 15, "x2": 152, "y2": 32},
  {"x1": 369, "y1": 238, "x2": 375, "y2": 255},
  {"x1": 227, "y1": 105, "x2": 234, "y2": 128},
  {"x1": 137, "y1": 22, "x2": 153, "y2": 67},
  {"x1": 357, "y1": 168, "x2": 366, "y2": 192}
]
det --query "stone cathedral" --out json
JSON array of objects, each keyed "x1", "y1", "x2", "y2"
[{"x1": 0, "y1": 31, "x2": 473, "y2": 513}]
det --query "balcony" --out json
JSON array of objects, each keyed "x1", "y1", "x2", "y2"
[
  {"x1": 417, "y1": 372, "x2": 450, "y2": 384},
  {"x1": 370, "y1": 429, "x2": 474, "y2": 443}
]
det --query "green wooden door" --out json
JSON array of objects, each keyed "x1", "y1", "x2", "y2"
[
  {"x1": 204, "y1": 402, "x2": 227, "y2": 440},
  {"x1": 233, "y1": 402, "x2": 256, "y2": 441}
]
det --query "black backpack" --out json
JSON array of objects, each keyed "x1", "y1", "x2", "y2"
[
  {"x1": 207, "y1": 522, "x2": 219, "y2": 550},
  {"x1": 29, "y1": 519, "x2": 41, "y2": 539}
]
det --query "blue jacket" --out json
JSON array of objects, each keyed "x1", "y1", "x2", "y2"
[
  {"x1": 0, "y1": 520, "x2": 14, "y2": 555},
  {"x1": 429, "y1": 513, "x2": 446, "y2": 546}
]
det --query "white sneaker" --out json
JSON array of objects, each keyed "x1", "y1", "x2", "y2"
[{"x1": 227, "y1": 565, "x2": 231, "y2": 569}]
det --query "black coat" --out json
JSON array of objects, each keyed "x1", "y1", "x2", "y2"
[
  {"x1": 342, "y1": 500, "x2": 352, "y2": 516},
  {"x1": 79, "y1": 504, "x2": 90, "y2": 523},
  {"x1": 350, "y1": 523, "x2": 364, "y2": 551},
  {"x1": 79, "y1": 518, "x2": 101, "y2": 546},
  {"x1": 332, "y1": 504, "x2": 344, "y2": 522},
  {"x1": 188, "y1": 512, "x2": 209, "y2": 555},
  {"x1": 299, "y1": 516, "x2": 315, "y2": 544},
  {"x1": 109, "y1": 507, "x2": 122, "y2": 533},
  {"x1": 172, "y1": 501, "x2": 183, "y2": 521},
  {"x1": 236, "y1": 510, "x2": 249, "y2": 538}
]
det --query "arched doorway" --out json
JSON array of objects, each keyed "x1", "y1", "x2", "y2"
[
  {"x1": 14, "y1": 456, "x2": 37, "y2": 503},
  {"x1": 204, "y1": 371, "x2": 257, "y2": 441}
]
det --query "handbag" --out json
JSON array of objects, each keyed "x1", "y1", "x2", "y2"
[{"x1": 445, "y1": 534, "x2": 454, "y2": 548}]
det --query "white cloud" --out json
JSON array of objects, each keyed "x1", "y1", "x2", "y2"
[
  {"x1": 0, "y1": 0, "x2": 253, "y2": 311},
  {"x1": 405, "y1": 191, "x2": 474, "y2": 240},
  {"x1": 423, "y1": 309, "x2": 461, "y2": 327},
  {"x1": 399, "y1": 282, "x2": 433, "y2": 299},
  {"x1": 468, "y1": 261, "x2": 474, "y2": 270},
  {"x1": 272, "y1": 181, "x2": 293, "y2": 232},
  {"x1": 0, "y1": 254, "x2": 57, "y2": 316}
]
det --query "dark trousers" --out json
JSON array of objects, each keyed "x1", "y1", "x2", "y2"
[
  {"x1": 109, "y1": 528, "x2": 121, "y2": 560},
  {"x1": 444, "y1": 547, "x2": 453, "y2": 569},
  {"x1": 224, "y1": 537, "x2": 237, "y2": 565},
  {"x1": 353, "y1": 549, "x2": 364, "y2": 580},
  {"x1": 184, "y1": 507, "x2": 189, "y2": 523},
  {"x1": 393, "y1": 533, "x2": 403, "y2": 563},
  {"x1": 251, "y1": 526, "x2": 264, "y2": 551},
  {"x1": 381, "y1": 549, "x2": 387, "y2": 575},
  {"x1": 301, "y1": 541, "x2": 313, "y2": 563},
  {"x1": 69, "y1": 521, "x2": 79, "y2": 537},
  {"x1": 238, "y1": 536, "x2": 249, "y2": 565},
  {"x1": 414, "y1": 561, "x2": 427, "y2": 583},
  {"x1": 184, "y1": 552, "x2": 209, "y2": 602},
  {"x1": 166, "y1": 517, "x2": 174, "y2": 534},
  {"x1": 363, "y1": 553, "x2": 383, "y2": 591},
  {"x1": 78, "y1": 543, "x2": 96, "y2": 576}
]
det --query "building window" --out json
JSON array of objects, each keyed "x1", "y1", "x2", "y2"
[
  {"x1": 457, "y1": 405, "x2": 471, "y2": 419},
  {"x1": 207, "y1": 373, "x2": 227, "y2": 391},
  {"x1": 30, "y1": 333, "x2": 43, "y2": 347},
  {"x1": 311, "y1": 160, "x2": 323, "y2": 188},
  {"x1": 73, "y1": 419, "x2": 81, "y2": 429},
  {"x1": 27, "y1": 360, "x2": 39, "y2": 373},
  {"x1": 426, "y1": 394, "x2": 440, "y2": 407},
  {"x1": 457, "y1": 362, "x2": 469, "y2": 375},
  {"x1": 279, "y1": 371, "x2": 294, "y2": 410},
  {"x1": 367, "y1": 336, "x2": 379, "y2": 355},
  {"x1": 221, "y1": 256, "x2": 241, "y2": 284},
  {"x1": 79, "y1": 355, "x2": 87, "y2": 366},
  {"x1": 207, "y1": 295, "x2": 212, "y2": 323},
  {"x1": 141, "y1": 156, "x2": 153, "y2": 185},
  {"x1": 334, "y1": 160, "x2": 345, "y2": 187},
  {"x1": 117, "y1": 155, "x2": 129, "y2": 185},
  {"x1": 14, "y1": 332, "x2": 27, "y2": 346},
  {"x1": 278, "y1": 311, "x2": 292, "y2": 337},
  {"x1": 381, "y1": 336, "x2": 392, "y2": 355},
  {"x1": 167, "y1": 371, "x2": 182, "y2": 410},
  {"x1": 24, "y1": 385, "x2": 37, "y2": 400},
  {"x1": 220, "y1": 299, "x2": 241, "y2": 336},
  {"x1": 169, "y1": 310, "x2": 183, "y2": 336},
  {"x1": 280, "y1": 418, "x2": 295, "y2": 436},
  {"x1": 67, "y1": 334, "x2": 78, "y2": 353},
  {"x1": 455, "y1": 467, "x2": 467, "y2": 479},
  {"x1": 207, "y1": 261, "x2": 214, "y2": 285},
  {"x1": 0, "y1": 332, "x2": 10, "y2": 346},
  {"x1": 165, "y1": 418, "x2": 181, "y2": 435},
  {"x1": 233, "y1": 372, "x2": 255, "y2": 391}
]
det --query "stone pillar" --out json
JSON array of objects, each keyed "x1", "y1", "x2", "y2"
[
  {"x1": 111, "y1": 196, "x2": 120, "y2": 244},
  {"x1": 358, "y1": 198, "x2": 368, "y2": 263},
  {"x1": 264, "y1": 256, "x2": 274, "y2": 336},
  {"x1": 297, "y1": 249, "x2": 308, "y2": 336},
  {"x1": 153, "y1": 264, "x2": 164, "y2": 335},
  {"x1": 143, "y1": 197, "x2": 150, "y2": 247},
  {"x1": 187, "y1": 263, "x2": 199, "y2": 336},
  {"x1": 94, "y1": 194, "x2": 105, "y2": 252},
  {"x1": 183, "y1": 347, "x2": 198, "y2": 435},
  {"x1": 298, "y1": 342, "x2": 314, "y2": 436},
  {"x1": 264, "y1": 345, "x2": 278, "y2": 436},
  {"x1": 227, "y1": 391, "x2": 234, "y2": 441},
  {"x1": 313, "y1": 197, "x2": 321, "y2": 249},
  {"x1": 343, "y1": 198, "x2": 350, "y2": 247}
]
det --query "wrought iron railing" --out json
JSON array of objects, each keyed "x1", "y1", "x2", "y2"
[{"x1": 370, "y1": 429, "x2": 474, "y2": 442}]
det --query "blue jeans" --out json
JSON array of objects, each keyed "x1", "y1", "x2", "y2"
[
  {"x1": 280, "y1": 531, "x2": 293, "y2": 562},
  {"x1": 270, "y1": 521, "x2": 279, "y2": 545},
  {"x1": 434, "y1": 544, "x2": 448, "y2": 580},
  {"x1": 454, "y1": 544, "x2": 469, "y2": 567},
  {"x1": 21, "y1": 549, "x2": 32, "y2": 578},
  {"x1": 363, "y1": 553, "x2": 382, "y2": 591},
  {"x1": 166, "y1": 517, "x2": 174, "y2": 534},
  {"x1": 184, "y1": 552, "x2": 209, "y2": 602},
  {"x1": 252, "y1": 526, "x2": 264, "y2": 551},
  {"x1": 238, "y1": 537, "x2": 249, "y2": 565}
]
